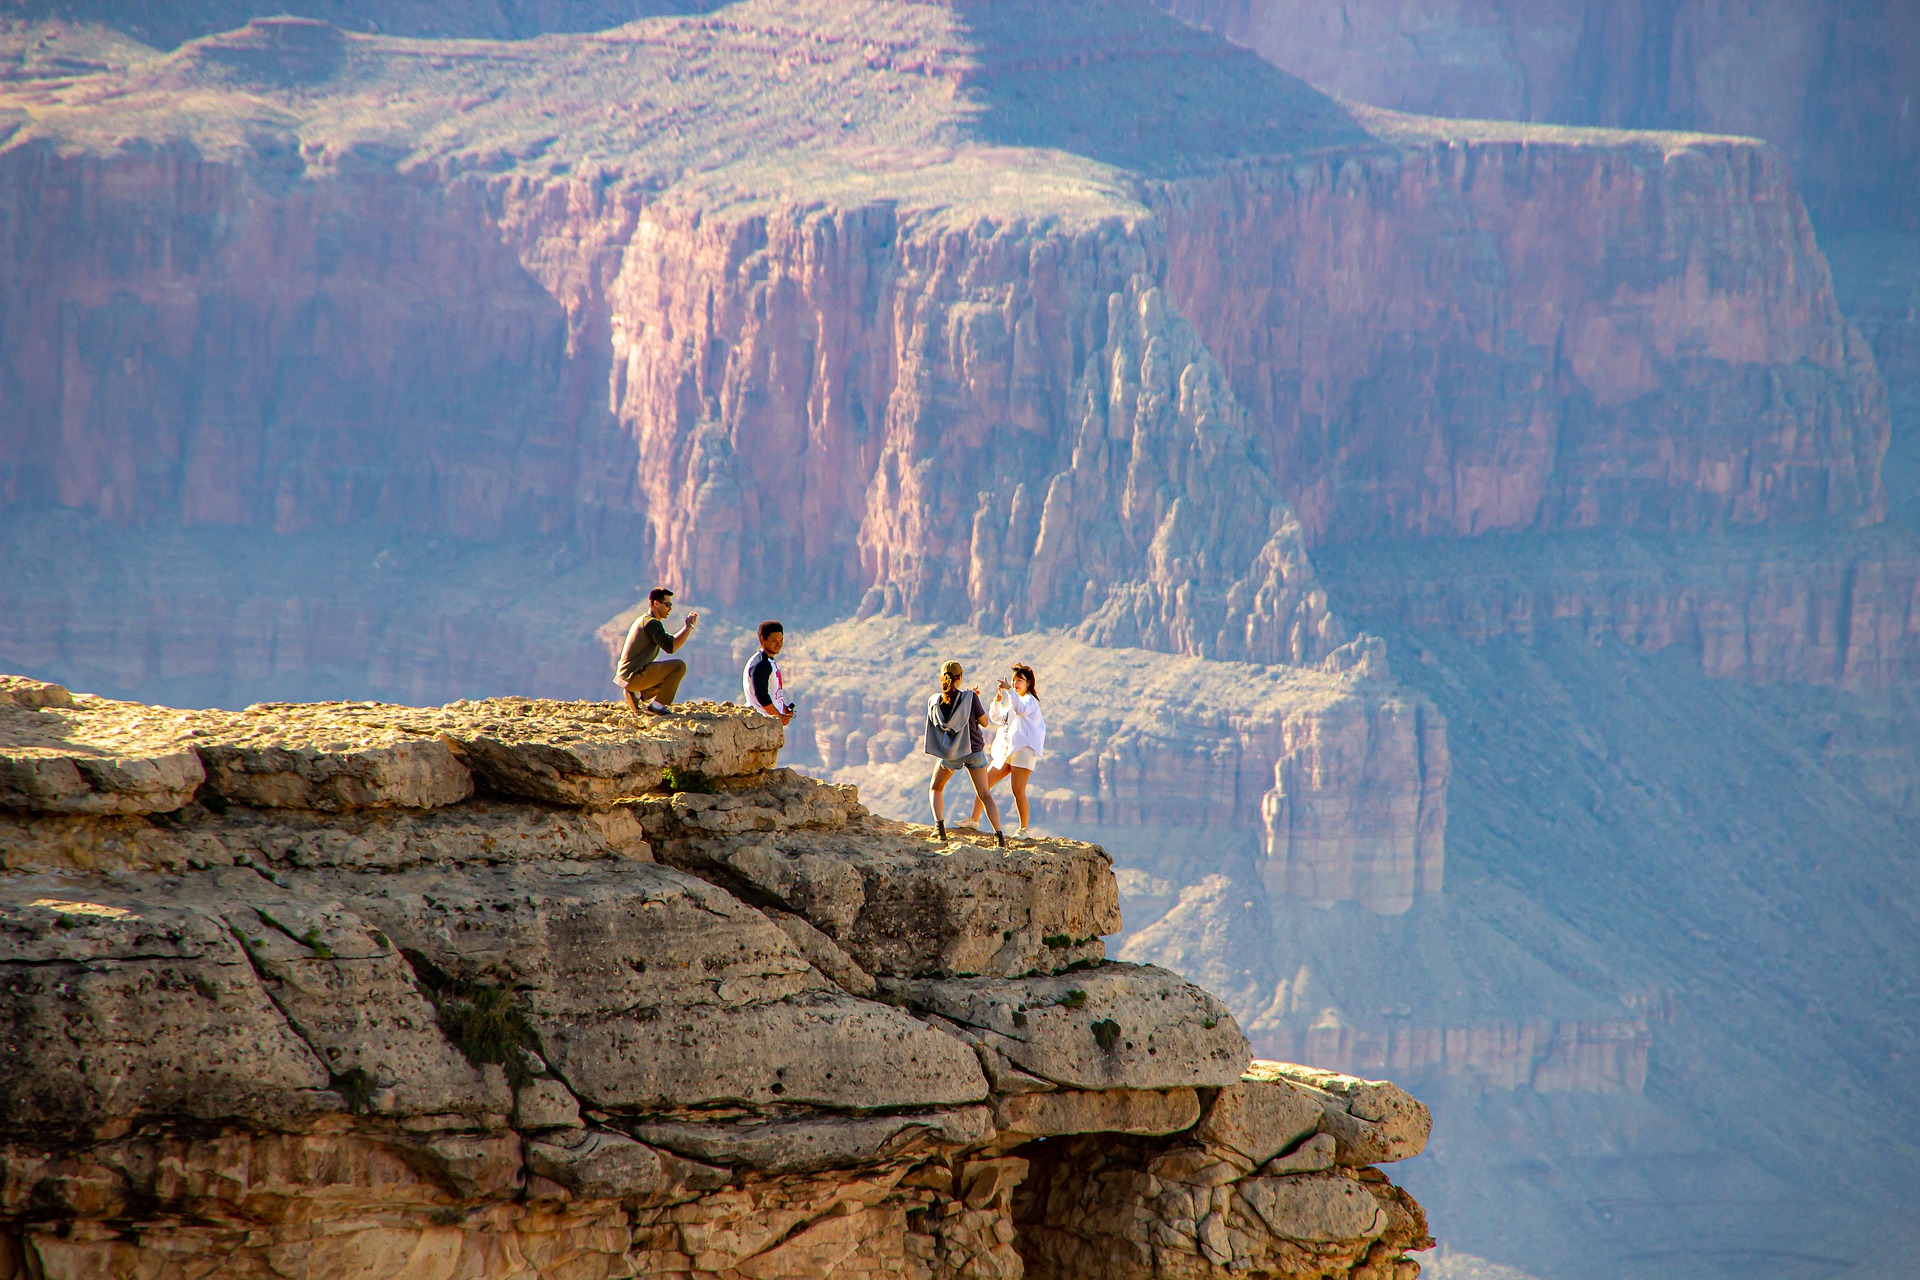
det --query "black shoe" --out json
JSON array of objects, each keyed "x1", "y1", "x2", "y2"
[
  {"x1": 995, "y1": 829, "x2": 1006, "y2": 849},
  {"x1": 936, "y1": 820, "x2": 947, "y2": 841}
]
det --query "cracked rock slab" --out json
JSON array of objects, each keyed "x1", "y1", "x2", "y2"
[
  {"x1": 0, "y1": 801, "x2": 651, "y2": 875},
  {"x1": 630, "y1": 1105, "x2": 993, "y2": 1174},
  {"x1": 414, "y1": 698, "x2": 782, "y2": 806},
  {"x1": 1242, "y1": 1060, "x2": 1431, "y2": 1165},
  {"x1": 526, "y1": 1129, "x2": 728, "y2": 1201},
  {"x1": 646, "y1": 771, "x2": 1119, "y2": 979},
  {"x1": 1192, "y1": 1076, "x2": 1326, "y2": 1167},
  {"x1": 0, "y1": 877, "x2": 339, "y2": 1135},
  {"x1": 324, "y1": 861, "x2": 989, "y2": 1111},
  {"x1": 0, "y1": 694, "x2": 206, "y2": 815},
  {"x1": 190, "y1": 702, "x2": 474, "y2": 811},
  {"x1": 199, "y1": 886, "x2": 508, "y2": 1119},
  {"x1": 882, "y1": 963, "x2": 1250, "y2": 1091}
]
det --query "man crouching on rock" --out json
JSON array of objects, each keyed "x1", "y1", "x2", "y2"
[{"x1": 616, "y1": 587, "x2": 697, "y2": 716}]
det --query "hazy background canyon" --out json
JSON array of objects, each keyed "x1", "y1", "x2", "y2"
[{"x1": 2, "y1": 2, "x2": 1917, "y2": 1277}]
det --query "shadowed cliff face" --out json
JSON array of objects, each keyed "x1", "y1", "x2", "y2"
[{"x1": 1157, "y1": 0, "x2": 1920, "y2": 237}]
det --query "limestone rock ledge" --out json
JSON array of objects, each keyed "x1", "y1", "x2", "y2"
[{"x1": 0, "y1": 678, "x2": 1432, "y2": 1279}]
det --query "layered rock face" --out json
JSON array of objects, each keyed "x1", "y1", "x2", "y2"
[
  {"x1": 0, "y1": 0, "x2": 1888, "y2": 625},
  {"x1": 1158, "y1": 0, "x2": 1920, "y2": 235},
  {"x1": 1316, "y1": 530, "x2": 1920, "y2": 689},
  {"x1": 1260, "y1": 692, "x2": 1446, "y2": 914},
  {"x1": 1157, "y1": 125, "x2": 1887, "y2": 544},
  {"x1": 0, "y1": 675, "x2": 1434, "y2": 1279}
]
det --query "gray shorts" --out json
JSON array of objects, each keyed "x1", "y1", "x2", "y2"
[{"x1": 934, "y1": 751, "x2": 990, "y2": 772}]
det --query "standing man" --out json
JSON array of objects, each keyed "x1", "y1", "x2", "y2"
[
  {"x1": 616, "y1": 587, "x2": 698, "y2": 716},
  {"x1": 743, "y1": 620, "x2": 793, "y2": 726}
]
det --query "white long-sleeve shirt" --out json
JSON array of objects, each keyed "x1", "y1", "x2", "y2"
[{"x1": 988, "y1": 691, "x2": 1046, "y2": 766}]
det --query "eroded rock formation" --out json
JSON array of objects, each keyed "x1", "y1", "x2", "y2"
[
  {"x1": 0, "y1": 675, "x2": 1433, "y2": 1278},
  {"x1": 0, "y1": 0, "x2": 1888, "y2": 638}
]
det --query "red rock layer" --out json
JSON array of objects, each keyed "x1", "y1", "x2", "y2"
[
  {"x1": 0, "y1": 114, "x2": 1888, "y2": 657},
  {"x1": 0, "y1": 146, "x2": 602, "y2": 537},
  {"x1": 1155, "y1": 134, "x2": 1889, "y2": 544},
  {"x1": 1158, "y1": 0, "x2": 1920, "y2": 235}
]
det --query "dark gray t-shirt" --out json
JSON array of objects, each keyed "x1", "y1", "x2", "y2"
[{"x1": 930, "y1": 689, "x2": 986, "y2": 755}]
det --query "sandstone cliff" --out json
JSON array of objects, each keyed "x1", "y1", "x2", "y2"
[
  {"x1": 0, "y1": 0, "x2": 1887, "y2": 614},
  {"x1": 0, "y1": 674, "x2": 1435, "y2": 1279}
]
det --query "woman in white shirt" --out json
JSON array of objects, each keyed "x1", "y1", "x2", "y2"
[{"x1": 965, "y1": 663, "x2": 1046, "y2": 837}]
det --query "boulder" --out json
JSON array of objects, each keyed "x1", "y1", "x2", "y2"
[
  {"x1": 882, "y1": 964, "x2": 1250, "y2": 1091},
  {"x1": 1238, "y1": 1174, "x2": 1389, "y2": 1243},
  {"x1": 1243, "y1": 1061, "x2": 1431, "y2": 1165}
]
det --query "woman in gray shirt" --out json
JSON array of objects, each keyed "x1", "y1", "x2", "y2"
[{"x1": 923, "y1": 660, "x2": 1004, "y2": 847}]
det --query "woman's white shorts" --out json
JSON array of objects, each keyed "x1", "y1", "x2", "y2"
[{"x1": 1004, "y1": 747, "x2": 1039, "y2": 770}]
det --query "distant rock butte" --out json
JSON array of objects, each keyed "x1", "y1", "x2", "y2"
[
  {"x1": 0, "y1": 0, "x2": 1888, "y2": 662},
  {"x1": 0, "y1": 677, "x2": 1433, "y2": 1279}
]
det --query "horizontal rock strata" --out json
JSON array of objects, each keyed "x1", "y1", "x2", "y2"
[
  {"x1": 0, "y1": 679, "x2": 1433, "y2": 1279},
  {"x1": 0, "y1": 1, "x2": 1886, "y2": 644}
]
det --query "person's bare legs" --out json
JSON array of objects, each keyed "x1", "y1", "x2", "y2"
[
  {"x1": 929, "y1": 765, "x2": 956, "y2": 839},
  {"x1": 1007, "y1": 766, "x2": 1032, "y2": 831},
  {"x1": 965, "y1": 765, "x2": 1012, "y2": 827},
  {"x1": 965, "y1": 764, "x2": 1003, "y2": 836}
]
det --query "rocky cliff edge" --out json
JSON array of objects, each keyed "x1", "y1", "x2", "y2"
[{"x1": 0, "y1": 675, "x2": 1432, "y2": 1280}]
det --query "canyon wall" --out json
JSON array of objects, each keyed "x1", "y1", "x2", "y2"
[
  {"x1": 0, "y1": 675, "x2": 1434, "y2": 1280},
  {"x1": 1158, "y1": 0, "x2": 1920, "y2": 235},
  {"x1": 0, "y1": 10, "x2": 1890, "y2": 635},
  {"x1": 1261, "y1": 690, "x2": 1447, "y2": 914},
  {"x1": 1316, "y1": 530, "x2": 1920, "y2": 689},
  {"x1": 1156, "y1": 127, "x2": 1888, "y2": 545}
]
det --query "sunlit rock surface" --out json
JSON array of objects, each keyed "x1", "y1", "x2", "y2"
[{"x1": 0, "y1": 679, "x2": 1433, "y2": 1279}]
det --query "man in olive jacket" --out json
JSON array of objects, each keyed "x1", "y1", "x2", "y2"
[{"x1": 616, "y1": 587, "x2": 698, "y2": 715}]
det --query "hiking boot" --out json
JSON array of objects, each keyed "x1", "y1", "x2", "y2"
[
  {"x1": 995, "y1": 829, "x2": 1006, "y2": 849},
  {"x1": 936, "y1": 819, "x2": 947, "y2": 841},
  {"x1": 646, "y1": 699, "x2": 672, "y2": 714}
]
